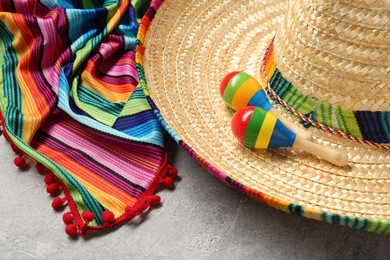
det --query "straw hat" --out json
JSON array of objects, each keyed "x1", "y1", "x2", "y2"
[{"x1": 137, "y1": 0, "x2": 390, "y2": 233}]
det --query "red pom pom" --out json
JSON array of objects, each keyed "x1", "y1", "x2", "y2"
[
  {"x1": 162, "y1": 176, "x2": 174, "y2": 189},
  {"x1": 62, "y1": 212, "x2": 74, "y2": 225},
  {"x1": 125, "y1": 206, "x2": 136, "y2": 220},
  {"x1": 134, "y1": 201, "x2": 148, "y2": 213},
  {"x1": 36, "y1": 163, "x2": 45, "y2": 174},
  {"x1": 44, "y1": 174, "x2": 55, "y2": 185},
  {"x1": 52, "y1": 197, "x2": 64, "y2": 210},
  {"x1": 82, "y1": 211, "x2": 95, "y2": 223},
  {"x1": 65, "y1": 224, "x2": 79, "y2": 237},
  {"x1": 147, "y1": 195, "x2": 161, "y2": 206},
  {"x1": 168, "y1": 167, "x2": 178, "y2": 178},
  {"x1": 14, "y1": 157, "x2": 26, "y2": 168},
  {"x1": 10, "y1": 143, "x2": 21, "y2": 153},
  {"x1": 46, "y1": 183, "x2": 60, "y2": 195},
  {"x1": 101, "y1": 211, "x2": 115, "y2": 223}
]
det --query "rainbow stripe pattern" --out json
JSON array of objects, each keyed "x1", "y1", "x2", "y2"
[
  {"x1": 0, "y1": 0, "x2": 171, "y2": 235},
  {"x1": 220, "y1": 71, "x2": 272, "y2": 111},
  {"x1": 231, "y1": 106, "x2": 295, "y2": 149},
  {"x1": 261, "y1": 40, "x2": 390, "y2": 149},
  {"x1": 136, "y1": 0, "x2": 390, "y2": 234}
]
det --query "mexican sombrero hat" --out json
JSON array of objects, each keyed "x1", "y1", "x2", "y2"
[{"x1": 137, "y1": 0, "x2": 390, "y2": 233}]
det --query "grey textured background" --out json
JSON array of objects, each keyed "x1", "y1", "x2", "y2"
[{"x1": 0, "y1": 134, "x2": 389, "y2": 259}]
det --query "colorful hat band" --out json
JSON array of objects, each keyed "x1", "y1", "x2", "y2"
[{"x1": 261, "y1": 39, "x2": 390, "y2": 150}]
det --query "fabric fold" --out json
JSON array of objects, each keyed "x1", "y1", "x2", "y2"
[{"x1": 0, "y1": 0, "x2": 173, "y2": 237}]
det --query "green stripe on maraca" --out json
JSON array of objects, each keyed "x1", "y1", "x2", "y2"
[
  {"x1": 233, "y1": 107, "x2": 296, "y2": 149},
  {"x1": 243, "y1": 107, "x2": 267, "y2": 148},
  {"x1": 221, "y1": 71, "x2": 272, "y2": 111},
  {"x1": 222, "y1": 72, "x2": 252, "y2": 107}
]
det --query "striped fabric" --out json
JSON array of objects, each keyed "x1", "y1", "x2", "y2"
[
  {"x1": 0, "y1": 0, "x2": 171, "y2": 235},
  {"x1": 262, "y1": 40, "x2": 390, "y2": 146}
]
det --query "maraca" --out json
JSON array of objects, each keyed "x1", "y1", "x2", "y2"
[
  {"x1": 220, "y1": 71, "x2": 311, "y2": 140},
  {"x1": 231, "y1": 106, "x2": 348, "y2": 166}
]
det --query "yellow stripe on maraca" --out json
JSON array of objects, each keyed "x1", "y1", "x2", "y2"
[
  {"x1": 255, "y1": 111, "x2": 277, "y2": 149},
  {"x1": 231, "y1": 77, "x2": 261, "y2": 111}
]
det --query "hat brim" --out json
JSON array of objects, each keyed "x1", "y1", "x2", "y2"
[{"x1": 137, "y1": 0, "x2": 390, "y2": 233}]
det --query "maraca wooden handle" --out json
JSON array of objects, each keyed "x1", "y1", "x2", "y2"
[
  {"x1": 293, "y1": 136, "x2": 348, "y2": 166},
  {"x1": 270, "y1": 108, "x2": 312, "y2": 141}
]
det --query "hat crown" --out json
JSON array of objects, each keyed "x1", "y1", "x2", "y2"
[{"x1": 274, "y1": 0, "x2": 390, "y2": 111}]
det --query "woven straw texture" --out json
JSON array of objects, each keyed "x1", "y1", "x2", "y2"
[
  {"x1": 274, "y1": 0, "x2": 390, "y2": 111},
  {"x1": 138, "y1": 0, "x2": 390, "y2": 233}
]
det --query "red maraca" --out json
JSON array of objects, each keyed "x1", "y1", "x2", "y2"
[
  {"x1": 232, "y1": 106, "x2": 348, "y2": 166},
  {"x1": 221, "y1": 71, "x2": 311, "y2": 140}
]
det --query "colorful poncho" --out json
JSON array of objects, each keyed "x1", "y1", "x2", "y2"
[{"x1": 0, "y1": 0, "x2": 176, "y2": 237}]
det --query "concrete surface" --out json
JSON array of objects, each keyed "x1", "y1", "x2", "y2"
[{"x1": 0, "y1": 134, "x2": 389, "y2": 260}]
